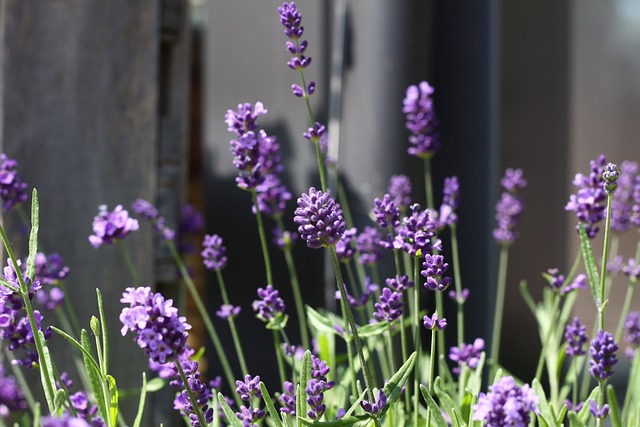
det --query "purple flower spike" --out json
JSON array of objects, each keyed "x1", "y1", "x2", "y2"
[
  {"x1": 611, "y1": 160, "x2": 638, "y2": 232},
  {"x1": 388, "y1": 174, "x2": 413, "y2": 208},
  {"x1": 335, "y1": 227, "x2": 357, "y2": 262},
  {"x1": 472, "y1": 376, "x2": 539, "y2": 427},
  {"x1": 437, "y1": 176, "x2": 460, "y2": 228},
  {"x1": 216, "y1": 304, "x2": 240, "y2": 320},
  {"x1": 589, "y1": 330, "x2": 618, "y2": 381},
  {"x1": 493, "y1": 168, "x2": 526, "y2": 246},
  {"x1": 254, "y1": 175, "x2": 291, "y2": 217},
  {"x1": 89, "y1": 204, "x2": 139, "y2": 248},
  {"x1": 624, "y1": 312, "x2": 640, "y2": 358},
  {"x1": 131, "y1": 198, "x2": 175, "y2": 241},
  {"x1": 252, "y1": 284, "x2": 286, "y2": 322},
  {"x1": 422, "y1": 254, "x2": 452, "y2": 292},
  {"x1": 565, "y1": 155, "x2": 608, "y2": 239},
  {"x1": 623, "y1": 258, "x2": 640, "y2": 282},
  {"x1": 356, "y1": 226, "x2": 384, "y2": 265},
  {"x1": 41, "y1": 414, "x2": 92, "y2": 427},
  {"x1": 500, "y1": 168, "x2": 527, "y2": 193},
  {"x1": 589, "y1": 399, "x2": 609, "y2": 419},
  {"x1": 201, "y1": 234, "x2": 228, "y2": 271},
  {"x1": 235, "y1": 374, "x2": 262, "y2": 401},
  {"x1": 564, "y1": 317, "x2": 587, "y2": 357},
  {"x1": 294, "y1": 187, "x2": 345, "y2": 249},
  {"x1": 361, "y1": 389, "x2": 387, "y2": 415},
  {"x1": 602, "y1": 163, "x2": 620, "y2": 195},
  {"x1": 373, "y1": 287, "x2": 403, "y2": 323},
  {"x1": 393, "y1": 203, "x2": 439, "y2": 257},
  {"x1": 403, "y1": 81, "x2": 441, "y2": 159},
  {"x1": 225, "y1": 102, "x2": 267, "y2": 136},
  {"x1": 373, "y1": 194, "x2": 401, "y2": 229},
  {"x1": 306, "y1": 379, "x2": 327, "y2": 419},
  {"x1": 0, "y1": 153, "x2": 28, "y2": 212},
  {"x1": 279, "y1": 381, "x2": 297, "y2": 415},
  {"x1": 386, "y1": 274, "x2": 414, "y2": 292},
  {"x1": 0, "y1": 366, "x2": 27, "y2": 414},
  {"x1": 449, "y1": 338, "x2": 485, "y2": 375},
  {"x1": 423, "y1": 313, "x2": 447, "y2": 330}
]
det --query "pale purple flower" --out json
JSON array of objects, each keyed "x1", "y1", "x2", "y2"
[
  {"x1": 403, "y1": 81, "x2": 440, "y2": 158},
  {"x1": 0, "y1": 366, "x2": 27, "y2": 416},
  {"x1": 607, "y1": 255, "x2": 624, "y2": 275},
  {"x1": 449, "y1": 338, "x2": 484, "y2": 375},
  {"x1": 423, "y1": 313, "x2": 447, "y2": 330},
  {"x1": 252, "y1": 285, "x2": 286, "y2": 322},
  {"x1": 236, "y1": 375, "x2": 262, "y2": 401},
  {"x1": 589, "y1": 399, "x2": 609, "y2": 419},
  {"x1": 565, "y1": 317, "x2": 587, "y2": 357},
  {"x1": 236, "y1": 405, "x2": 265, "y2": 426},
  {"x1": 0, "y1": 153, "x2": 28, "y2": 212},
  {"x1": 356, "y1": 226, "x2": 384, "y2": 265},
  {"x1": 254, "y1": 175, "x2": 291, "y2": 217},
  {"x1": 422, "y1": 253, "x2": 452, "y2": 292},
  {"x1": 500, "y1": 168, "x2": 527, "y2": 193},
  {"x1": 89, "y1": 204, "x2": 139, "y2": 248},
  {"x1": 373, "y1": 287, "x2": 403, "y2": 323},
  {"x1": 373, "y1": 194, "x2": 400, "y2": 229},
  {"x1": 225, "y1": 102, "x2": 267, "y2": 136},
  {"x1": 201, "y1": 234, "x2": 228, "y2": 271},
  {"x1": 393, "y1": 203, "x2": 440, "y2": 257},
  {"x1": 493, "y1": 168, "x2": 526, "y2": 246},
  {"x1": 589, "y1": 330, "x2": 618, "y2": 381},
  {"x1": 449, "y1": 288, "x2": 469, "y2": 303},
  {"x1": 41, "y1": 414, "x2": 91, "y2": 427},
  {"x1": 216, "y1": 304, "x2": 240, "y2": 320},
  {"x1": 272, "y1": 228, "x2": 297, "y2": 250},
  {"x1": 178, "y1": 204, "x2": 205, "y2": 253},
  {"x1": 388, "y1": 175, "x2": 412, "y2": 208},
  {"x1": 35, "y1": 252, "x2": 70, "y2": 287},
  {"x1": 611, "y1": 160, "x2": 638, "y2": 232},
  {"x1": 561, "y1": 274, "x2": 587, "y2": 295},
  {"x1": 624, "y1": 312, "x2": 640, "y2": 358},
  {"x1": 437, "y1": 176, "x2": 460, "y2": 228},
  {"x1": 131, "y1": 198, "x2": 175, "y2": 240},
  {"x1": 623, "y1": 258, "x2": 640, "y2": 282},
  {"x1": 565, "y1": 155, "x2": 608, "y2": 239},
  {"x1": 361, "y1": 389, "x2": 387, "y2": 415},
  {"x1": 472, "y1": 376, "x2": 538, "y2": 427},
  {"x1": 293, "y1": 187, "x2": 345, "y2": 249},
  {"x1": 335, "y1": 227, "x2": 357, "y2": 262},
  {"x1": 386, "y1": 274, "x2": 414, "y2": 292}
]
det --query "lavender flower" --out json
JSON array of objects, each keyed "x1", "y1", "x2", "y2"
[
  {"x1": 356, "y1": 226, "x2": 384, "y2": 265},
  {"x1": 493, "y1": 168, "x2": 526, "y2": 246},
  {"x1": 449, "y1": 338, "x2": 485, "y2": 375},
  {"x1": 335, "y1": 278, "x2": 377, "y2": 308},
  {"x1": 423, "y1": 313, "x2": 447, "y2": 330},
  {"x1": 41, "y1": 414, "x2": 91, "y2": 427},
  {"x1": 236, "y1": 405, "x2": 265, "y2": 426},
  {"x1": 303, "y1": 122, "x2": 326, "y2": 141},
  {"x1": 422, "y1": 254, "x2": 452, "y2": 292},
  {"x1": 472, "y1": 376, "x2": 539, "y2": 427},
  {"x1": 607, "y1": 255, "x2": 624, "y2": 275},
  {"x1": 68, "y1": 391, "x2": 103, "y2": 426},
  {"x1": 373, "y1": 287, "x2": 403, "y2": 323},
  {"x1": 173, "y1": 359, "x2": 215, "y2": 427},
  {"x1": 373, "y1": 194, "x2": 400, "y2": 229},
  {"x1": 293, "y1": 187, "x2": 345, "y2": 249},
  {"x1": 311, "y1": 355, "x2": 335, "y2": 389},
  {"x1": 388, "y1": 174, "x2": 412, "y2": 208},
  {"x1": 393, "y1": 203, "x2": 439, "y2": 257},
  {"x1": 449, "y1": 288, "x2": 470, "y2": 303},
  {"x1": 602, "y1": 162, "x2": 620, "y2": 195},
  {"x1": 236, "y1": 375, "x2": 262, "y2": 401},
  {"x1": 131, "y1": 198, "x2": 175, "y2": 240},
  {"x1": 335, "y1": 227, "x2": 357, "y2": 262},
  {"x1": 564, "y1": 317, "x2": 587, "y2": 357},
  {"x1": 1, "y1": 259, "x2": 41, "y2": 310},
  {"x1": 278, "y1": 2, "x2": 313, "y2": 74},
  {"x1": 254, "y1": 175, "x2": 291, "y2": 217},
  {"x1": 624, "y1": 312, "x2": 640, "y2": 358},
  {"x1": 386, "y1": 274, "x2": 414, "y2": 292},
  {"x1": 305, "y1": 379, "x2": 327, "y2": 419},
  {"x1": 35, "y1": 252, "x2": 70, "y2": 287},
  {"x1": 0, "y1": 366, "x2": 27, "y2": 417},
  {"x1": 252, "y1": 284, "x2": 286, "y2": 322},
  {"x1": 403, "y1": 81, "x2": 440, "y2": 158},
  {"x1": 623, "y1": 258, "x2": 640, "y2": 282},
  {"x1": 177, "y1": 204, "x2": 205, "y2": 253},
  {"x1": 225, "y1": 102, "x2": 267, "y2": 136},
  {"x1": 0, "y1": 304, "x2": 52, "y2": 367},
  {"x1": 361, "y1": 389, "x2": 387, "y2": 415},
  {"x1": 119, "y1": 286, "x2": 191, "y2": 364},
  {"x1": 88, "y1": 204, "x2": 139, "y2": 248},
  {"x1": 437, "y1": 176, "x2": 460, "y2": 228},
  {"x1": 201, "y1": 234, "x2": 228, "y2": 271},
  {"x1": 589, "y1": 399, "x2": 609, "y2": 419},
  {"x1": 561, "y1": 274, "x2": 587, "y2": 295},
  {"x1": 216, "y1": 304, "x2": 241, "y2": 320},
  {"x1": 272, "y1": 228, "x2": 297, "y2": 250},
  {"x1": 610, "y1": 160, "x2": 638, "y2": 232},
  {"x1": 565, "y1": 155, "x2": 607, "y2": 239},
  {"x1": 279, "y1": 381, "x2": 297, "y2": 415},
  {"x1": 228, "y1": 130, "x2": 269, "y2": 190},
  {"x1": 0, "y1": 153, "x2": 28, "y2": 212},
  {"x1": 589, "y1": 330, "x2": 618, "y2": 381}
]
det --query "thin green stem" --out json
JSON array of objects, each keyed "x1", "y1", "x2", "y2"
[
  {"x1": 214, "y1": 269, "x2": 248, "y2": 375},
  {"x1": 386, "y1": 323, "x2": 396, "y2": 373},
  {"x1": 615, "y1": 280, "x2": 637, "y2": 343},
  {"x1": 272, "y1": 330, "x2": 287, "y2": 388},
  {"x1": 329, "y1": 247, "x2": 375, "y2": 403},
  {"x1": 450, "y1": 225, "x2": 465, "y2": 345},
  {"x1": 176, "y1": 361, "x2": 208, "y2": 427},
  {"x1": 490, "y1": 246, "x2": 510, "y2": 378},
  {"x1": 166, "y1": 240, "x2": 240, "y2": 407},
  {"x1": 116, "y1": 240, "x2": 139, "y2": 284},
  {"x1": 56, "y1": 309, "x2": 93, "y2": 394},
  {"x1": 251, "y1": 190, "x2": 273, "y2": 285},
  {"x1": 6, "y1": 348, "x2": 36, "y2": 413},
  {"x1": 413, "y1": 256, "x2": 421, "y2": 427},
  {"x1": 60, "y1": 282, "x2": 81, "y2": 336},
  {"x1": 423, "y1": 157, "x2": 434, "y2": 209},
  {"x1": 598, "y1": 194, "x2": 613, "y2": 331},
  {"x1": 426, "y1": 328, "x2": 438, "y2": 427},
  {"x1": 435, "y1": 291, "x2": 445, "y2": 378}
]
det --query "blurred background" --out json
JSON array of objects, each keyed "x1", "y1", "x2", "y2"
[{"x1": 1, "y1": 0, "x2": 639, "y2": 424}]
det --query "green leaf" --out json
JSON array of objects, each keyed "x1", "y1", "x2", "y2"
[
  {"x1": 145, "y1": 377, "x2": 166, "y2": 393},
  {"x1": 107, "y1": 375, "x2": 119, "y2": 426},
  {"x1": 51, "y1": 326, "x2": 102, "y2": 374},
  {"x1": 307, "y1": 306, "x2": 343, "y2": 337},
  {"x1": 298, "y1": 415, "x2": 372, "y2": 427},
  {"x1": 298, "y1": 350, "x2": 312, "y2": 421},
  {"x1": 434, "y1": 376, "x2": 458, "y2": 422},
  {"x1": 96, "y1": 289, "x2": 110, "y2": 375},
  {"x1": 218, "y1": 392, "x2": 243, "y2": 427},
  {"x1": 53, "y1": 389, "x2": 67, "y2": 413},
  {"x1": 607, "y1": 384, "x2": 622, "y2": 427},
  {"x1": 467, "y1": 352, "x2": 486, "y2": 396},
  {"x1": 260, "y1": 382, "x2": 284, "y2": 427},
  {"x1": 266, "y1": 314, "x2": 289, "y2": 330},
  {"x1": 37, "y1": 330, "x2": 57, "y2": 414},
  {"x1": 532, "y1": 378, "x2": 559, "y2": 427},
  {"x1": 381, "y1": 351, "x2": 417, "y2": 411},
  {"x1": 132, "y1": 373, "x2": 147, "y2": 427},
  {"x1": 578, "y1": 223, "x2": 600, "y2": 305},
  {"x1": 568, "y1": 411, "x2": 585, "y2": 427},
  {"x1": 519, "y1": 280, "x2": 538, "y2": 315},
  {"x1": 356, "y1": 322, "x2": 388, "y2": 338},
  {"x1": 420, "y1": 384, "x2": 448, "y2": 427},
  {"x1": 81, "y1": 329, "x2": 108, "y2": 422},
  {"x1": 26, "y1": 188, "x2": 39, "y2": 282},
  {"x1": 577, "y1": 386, "x2": 599, "y2": 423}
]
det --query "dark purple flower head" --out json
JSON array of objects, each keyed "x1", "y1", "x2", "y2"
[
  {"x1": 566, "y1": 155, "x2": 608, "y2": 239},
  {"x1": 589, "y1": 330, "x2": 618, "y2": 381},
  {"x1": 305, "y1": 379, "x2": 327, "y2": 419},
  {"x1": 236, "y1": 405, "x2": 265, "y2": 426},
  {"x1": 201, "y1": 234, "x2": 228, "y2": 271},
  {"x1": 386, "y1": 274, "x2": 414, "y2": 292},
  {"x1": 623, "y1": 258, "x2": 640, "y2": 282},
  {"x1": 278, "y1": 2, "x2": 313, "y2": 74},
  {"x1": 252, "y1": 284, "x2": 286, "y2": 322},
  {"x1": 423, "y1": 313, "x2": 447, "y2": 330},
  {"x1": 0, "y1": 365, "x2": 27, "y2": 416},
  {"x1": 361, "y1": 389, "x2": 387, "y2": 415},
  {"x1": 422, "y1": 254, "x2": 452, "y2": 292},
  {"x1": 393, "y1": 204, "x2": 440, "y2": 257},
  {"x1": 311, "y1": 355, "x2": 335, "y2": 389},
  {"x1": 0, "y1": 153, "x2": 28, "y2": 212},
  {"x1": 403, "y1": 81, "x2": 440, "y2": 159},
  {"x1": 119, "y1": 286, "x2": 191, "y2": 364},
  {"x1": 35, "y1": 252, "x2": 70, "y2": 287},
  {"x1": 335, "y1": 227, "x2": 357, "y2": 262},
  {"x1": 131, "y1": 198, "x2": 175, "y2": 241},
  {"x1": 236, "y1": 374, "x2": 262, "y2": 401},
  {"x1": 610, "y1": 160, "x2": 638, "y2": 232},
  {"x1": 472, "y1": 376, "x2": 539, "y2": 427},
  {"x1": 294, "y1": 187, "x2": 345, "y2": 249},
  {"x1": 356, "y1": 226, "x2": 384, "y2": 265},
  {"x1": 172, "y1": 358, "x2": 214, "y2": 427},
  {"x1": 561, "y1": 274, "x2": 587, "y2": 295},
  {"x1": 373, "y1": 194, "x2": 401, "y2": 230},
  {"x1": 373, "y1": 287, "x2": 403, "y2": 323},
  {"x1": 602, "y1": 162, "x2": 620, "y2": 195},
  {"x1": 624, "y1": 311, "x2": 640, "y2": 358},
  {"x1": 449, "y1": 288, "x2": 470, "y2": 303},
  {"x1": 272, "y1": 228, "x2": 298, "y2": 250},
  {"x1": 493, "y1": 169, "x2": 526, "y2": 246},
  {"x1": 0, "y1": 303, "x2": 52, "y2": 367},
  {"x1": 254, "y1": 175, "x2": 291, "y2": 217},
  {"x1": 216, "y1": 304, "x2": 240, "y2": 320},
  {"x1": 565, "y1": 317, "x2": 588, "y2": 357},
  {"x1": 544, "y1": 268, "x2": 565, "y2": 290},
  {"x1": 89, "y1": 204, "x2": 139, "y2": 248},
  {"x1": 225, "y1": 102, "x2": 267, "y2": 136},
  {"x1": 589, "y1": 399, "x2": 609, "y2": 419},
  {"x1": 303, "y1": 122, "x2": 326, "y2": 142},
  {"x1": 388, "y1": 174, "x2": 413, "y2": 208},
  {"x1": 279, "y1": 381, "x2": 297, "y2": 415},
  {"x1": 449, "y1": 338, "x2": 485, "y2": 375},
  {"x1": 335, "y1": 277, "x2": 377, "y2": 308},
  {"x1": 229, "y1": 129, "x2": 281, "y2": 190}
]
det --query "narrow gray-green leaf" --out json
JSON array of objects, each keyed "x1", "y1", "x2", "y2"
[
  {"x1": 299, "y1": 415, "x2": 372, "y2": 427},
  {"x1": 356, "y1": 322, "x2": 388, "y2": 338},
  {"x1": 132, "y1": 373, "x2": 147, "y2": 427},
  {"x1": 381, "y1": 351, "x2": 416, "y2": 410},
  {"x1": 434, "y1": 376, "x2": 459, "y2": 422},
  {"x1": 51, "y1": 326, "x2": 102, "y2": 374},
  {"x1": 420, "y1": 384, "x2": 448, "y2": 427},
  {"x1": 260, "y1": 382, "x2": 284, "y2": 427},
  {"x1": 145, "y1": 377, "x2": 166, "y2": 393},
  {"x1": 607, "y1": 384, "x2": 621, "y2": 427},
  {"x1": 37, "y1": 330, "x2": 56, "y2": 414},
  {"x1": 532, "y1": 378, "x2": 559, "y2": 427},
  {"x1": 298, "y1": 350, "x2": 312, "y2": 421},
  {"x1": 96, "y1": 289, "x2": 109, "y2": 375},
  {"x1": 578, "y1": 223, "x2": 600, "y2": 305},
  {"x1": 107, "y1": 375, "x2": 119, "y2": 426},
  {"x1": 26, "y1": 188, "x2": 39, "y2": 281},
  {"x1": 81, "y1": 329, "x2": 108, "y2": 422},
  {"x1": 218, "y1": 392, "x2": 243, "y2": 427},
  {"x1": 577, "y1": 386, "x2": 599, "y2": 423},
  {"x1": 53, "y1": 389, "x2": 67, "y2": 413},
  {"x1": 568, "y1": 411, "x2": 585, "y2": 427}
]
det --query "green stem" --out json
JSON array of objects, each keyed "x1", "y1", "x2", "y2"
[
  {"x1": 413, "y1": 256, "x2": 421, "y2": 427},
  {"x1": 56, "y1": 309, "x2": 93, "y2": 396},
  {"x1": 386, "y1": 323, "x2": 396, "y2": 373},
  {"x1": 176, "y1": 360, "x2": 208, "y2": 427},
  {"x1": 450, "y1": 225, "x2": 465, "y2": 345},
  {"x1": 329, "y1": 247, "x2": 375, "y2": 402},
  {"x1": 615, "y1": 279, "x2": 637, "y2": 343},
  {"x1": 6, "y1": 348, "x2": 36, "y2": 413},
  {"x1": 251, "y1": 190, "x2": 273, "y2": 285},
  {"x1": 426, "y1": 327, "x2": 438, "y2": 427},
  {"x1": 272, "y1": 329, "x2": 287, "y2": 388},
  {"x1": 166, "y1": 240, "x2": 240, "y2": 407},
  {"x1": 116, "y1": 240, "x2": 139, "y2": 284},
  {"x1": 435, "y1": 291, "x2": 445, "y2": 378},
  {"x1": 490, "y1": 246, "x2": 510, "y2": 378},
  {"x1": 214, "y1": 269, "x2": 248, "y2": 375},
  {"x1": 534, "y1": 293, "x2": 560, "y2": 381},
  {"x1": 598, "y1": 194, "x2": 613, "y2": 331},
  {"x1": 423, "y1": 157, "x2": 435, "y2": 210}
]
